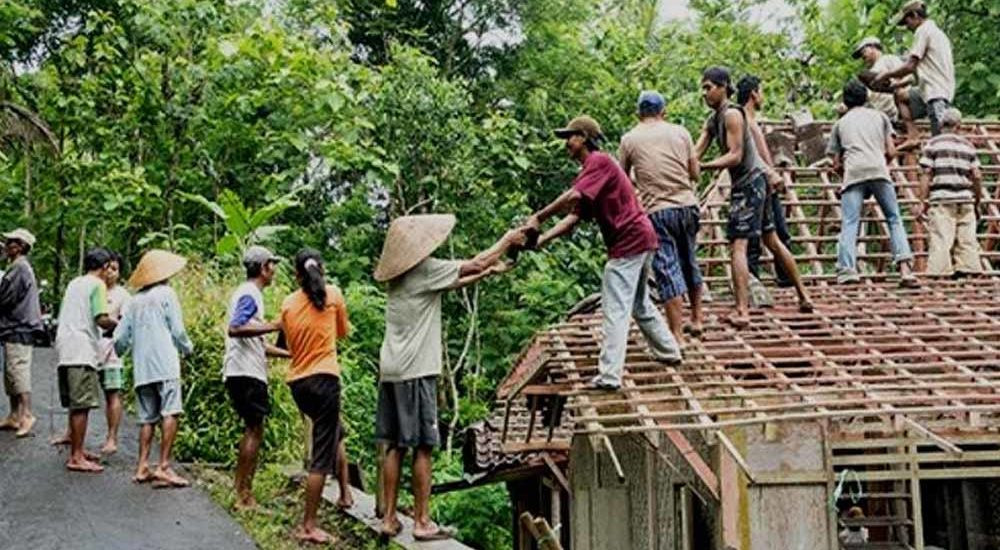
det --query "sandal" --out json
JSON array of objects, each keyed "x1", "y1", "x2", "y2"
[{"x1": 413, "y1": 524, "x2": 457, "y2": 542}]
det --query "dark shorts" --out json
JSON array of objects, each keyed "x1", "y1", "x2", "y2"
[
  {"x1": 649, "y1": 205, "x2": 703, "y2": 301},
  {"x1": 58, "y1": 365, "x2": 101, "y2": 411},
  {"x1": 727, "y1": 173, "x2": 775, "y2": 241},
  {"x1": 225, "y1": 376, "x2": 270, "y2": 427},
  {"x1": 289, "y1": 374, "x2": 341, "y2": 475},
  {"x1": 908, "y1": 89, "x2": 950, "y2": 136},
  {"x1": 375, "y1": 375, "x2": 440, "y2": 449}
]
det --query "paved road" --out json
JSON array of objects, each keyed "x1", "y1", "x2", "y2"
[{"x1": 0, "y1": 348, "x2": 255, "y2": 550}]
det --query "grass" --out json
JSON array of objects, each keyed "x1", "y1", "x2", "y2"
[{"x1": 190, "y1": 463, "x2": 403, "y2": 550}]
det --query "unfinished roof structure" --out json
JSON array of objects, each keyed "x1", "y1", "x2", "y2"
[{"x1": 461, "y1": 120, "x2": 1000, "y2": 550}]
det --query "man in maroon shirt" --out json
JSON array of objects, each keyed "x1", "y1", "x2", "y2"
[{"x1": 523, "y1": 115, "x2": 682, "y2": 390}]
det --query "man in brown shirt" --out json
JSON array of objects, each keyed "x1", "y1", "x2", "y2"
[{"x1": 619, "y1": 91, "x2": 704, "y2": 339}]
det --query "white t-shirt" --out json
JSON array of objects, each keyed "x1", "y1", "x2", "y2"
[
  {"x1": 868, "y1": 54, "x2": 904, "y2": 119},
  {"x1": 222, "y1": 281, "x2": 268, "y2": 383},
  {"x1": 55, "y1": 274, "x2": 108, "y2": 368},
  {"x1": 827, "y1": 107, "x2": 894, "y2": 189},
  {"x1": 379, "y1": 257, "x2": 461, "y2": 382},
  {"x1": 99, "y1": 285, "x2": 132, "y2": 368},
  {"x1": 910, "y1": 19, "x2": 954, "y2": 102}
]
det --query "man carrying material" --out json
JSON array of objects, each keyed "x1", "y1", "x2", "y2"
[
  {"x1": 695, "y1": 67, "x2": 814, "y2": 328},
  {"x1": 115, "y1": 249, "x2": 194, "y2": 487},
  {"x1": 854, "y1": 36, "x2": 912, "y2": 122},
  {"x1": 827, "y1": 79, "x2": 918, "y2": 287},
  {"x1": 873, "y1": 1, "x2": 954, "y2": 149},
  {"x1": 524, "y1": 115, "x2": 683, "y2": 386},
  {"x1": 0, "y1": 229, "x2": 43, "y2": 437},
  {"x1": 55, "y1": 247, "x2": 118, "y2": 473},
  {"x1": 916, "y1": 108, "x2": 983, "y2": 277},
  {"x1": 619, "y1": 91, "x2": 705, "y2": 340},
  {"x1": 374, "y1": 215, "x2": 523, "y2": 540},
  {"x1": 737, "y1": 75, "x2": 795, "y2": 293}
]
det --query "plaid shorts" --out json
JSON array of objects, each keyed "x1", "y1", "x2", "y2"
[
  {"x1": 649, "y1": 205, "x2": 703, "y2": 301},
  {"x1": 101, "y1": 366, "x2": 125, "y2": 391}
]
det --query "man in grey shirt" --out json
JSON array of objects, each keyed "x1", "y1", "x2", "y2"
[
  {"x1": 827, "y1": 80, "x2": 917, "y2": 287},
  {"x1": 0, "y1": 229, "x2": 43, "y2": 437},
  {"x1": 374, "y1": 215, "x2": 524, "y2": 540}
]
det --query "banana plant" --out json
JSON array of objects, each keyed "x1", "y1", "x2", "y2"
[{"x1": 180, "y1": 188, "x2": 300, "y2": 256}]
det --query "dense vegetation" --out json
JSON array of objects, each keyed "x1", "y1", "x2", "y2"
[{"x1": 2, "y1": 1, "x2": 997, "y2": 547}]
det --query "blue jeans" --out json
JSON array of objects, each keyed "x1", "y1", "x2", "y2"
[{"x1": 837, "y1": 179, "x2": 913, "y2": 280}]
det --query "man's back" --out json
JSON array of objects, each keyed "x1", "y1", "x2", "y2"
[
  {"x1": 619, "y1": 121, "x2": 698, "y2": 212},
  {"x1": 56, "y1": 274, "x2": 106, "y2": 367},
  {"x1": 828, "y1": 107, "x2": 893, "y2": 187},
  {"x1": 920, "y1": 132, "x2": 979, "y2": 202}
]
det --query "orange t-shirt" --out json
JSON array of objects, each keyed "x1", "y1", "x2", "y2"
[{"x1": 280, "y1": 285, "x2": 350, "y2": 382}]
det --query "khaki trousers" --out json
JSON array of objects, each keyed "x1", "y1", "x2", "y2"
[{"x1": 926, "y1": 203, "x2": 982, "y2": 276}]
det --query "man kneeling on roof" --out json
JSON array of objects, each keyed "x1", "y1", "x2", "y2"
[
  {"x1": 374, "y1": 215, "x2": 525, "y2": 540},
  {"x1": 522, "y1": 115, "x2": 683, "y2": 391}
]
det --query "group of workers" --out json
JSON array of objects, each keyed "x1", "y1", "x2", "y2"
[{"x1": 0, "y1": 0, "x2": 986, "y2": 544}]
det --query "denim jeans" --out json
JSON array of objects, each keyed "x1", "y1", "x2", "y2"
[
  {"x1": 837, "y1": 179, "x2": 913, "y2": 280},
  {"x1": 594, "y1": 252, "x2": 681, "y2": 387}
]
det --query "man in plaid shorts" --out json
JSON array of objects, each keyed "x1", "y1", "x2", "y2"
[{"x1": 619, "y1": 90, "x2": 705, "y2": 341}]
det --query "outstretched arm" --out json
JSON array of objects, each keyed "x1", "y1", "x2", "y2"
[
  {"x1": 537, "y1": 213, "x2": 580, "y2": 249},
  {"x1": 528, "y1": 188, "x2": 582, "y2": 228},
  {"x1": 457, "y1": 229, "x2": 525, "y2": 278}
]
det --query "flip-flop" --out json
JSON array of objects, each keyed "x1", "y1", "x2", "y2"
[
  {"x1": 378, "y1": 520, "x2": 403, "y2": 538},
  {"x1": 15, "y1": 416, "x2": 36, "y2": 437},
  {"x1": 0, "y1": 417, "x2": 19, "y2": 430},
  {"x1": 133, "y1": 473, "x2": 154, "y2": 484},
  {"x1": 413, "y1": 525, "x2": 457, "y2": 542},
  {"x1": 293, "y1": 527, "x2": 333, "y2": 545}
]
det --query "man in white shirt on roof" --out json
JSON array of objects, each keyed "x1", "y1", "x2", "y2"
[
  {"x1": 872, "y1": 1, "x2": 955, "y2": 150},
  {"x1": 853, "y1": 36, "x2": 913, "y2": 121}
]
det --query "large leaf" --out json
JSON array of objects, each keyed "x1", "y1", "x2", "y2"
[
  {"x1": 249, "y1": 224, "x2": 290, "y2": 243},
  {"x1": 178, "y1": 191, "x2": 228, "y2": 221},
  {"x1": 216, "y1": 233, "x2": 240, "y2": 255},
  {"x1": 217, "y1": 189, "x2": 252, "y2": 238},
  {"x1": 247, "y1": 195, "x2": 300, "y2": 228}
]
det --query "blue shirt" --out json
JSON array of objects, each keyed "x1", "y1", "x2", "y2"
[{"x1": 114, "y1": 284, "x2": 194, "y2": 387}]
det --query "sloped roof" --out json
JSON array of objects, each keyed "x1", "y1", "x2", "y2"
[{"x1": 463, "y1": 118, "x2": 1000, "y2": 482}]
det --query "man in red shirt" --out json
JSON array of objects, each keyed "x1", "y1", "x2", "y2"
[{"x1": 523, "y1": 116, "x2": 682, "y2": 390}]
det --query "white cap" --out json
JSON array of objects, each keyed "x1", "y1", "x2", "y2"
[{"x1": 3, "y1": 228, "x2": 36, "y2": 248}]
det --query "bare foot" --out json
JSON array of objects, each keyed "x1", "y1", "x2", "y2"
[
  {"x1": 153, "y1": 467, "x2": 190, "y2": 488},
  {"x1": 66, "y1": 457, "x2": 104, "y2": 473},
  {"x1": 413, "y1": 522, "x2": 457, "y2": 541},
  {"x1": 723, "y1": 314, "x2": 750, "y2": 330},
  {"x1": 798, "y1": 300, "x2": 815, "y2": 314},
  {"x1": 234, "y1": 494, "x2": 258, "y2": 511},
  {"x1": 0, "y1": 416, "x2": 18, "y2": 430},
  {"x1": 293, "y1": 526, "x2": 333, "y2": 544},
  {"x1": 336, "y1": 497, "x2": 354, "y2": 510},
  {"x1": 133, "y1": 465, "x2": 154, "y2": 483},
  {"x1": 83, "y1": 450, "x2": 101, "y2": 461},
  {"x1": 15, "y1": 415, "x2": 35, "y2": 437},
  {"x1": 378, "y1": 518, "x2": 403, "y2": 537},
  {"x1": 100, "y1": 440, "x2": 118, "y2": 455},
  {"x1": 50, "y1": 433, "x2": 71, "y2": 446},
  {"x1": 683, "y1": 323, "x2": 704, "y2": 338}
]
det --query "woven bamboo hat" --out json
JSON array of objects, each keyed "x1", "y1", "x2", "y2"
[
  {"x1": 129, "y1": 249, "x2": 188, "y2": 289},
  {"x1": 374, "y1": 214, "x2": 456, "y2": 282}
]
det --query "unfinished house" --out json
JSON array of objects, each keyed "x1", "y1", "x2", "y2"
[{"x1": 457, "y1": 120, "x2": 1000, "y2": 550}]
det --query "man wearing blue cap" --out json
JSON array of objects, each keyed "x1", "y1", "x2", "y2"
[{"x1": 619, "y1": 90, "x2": 704, "y2": 340}]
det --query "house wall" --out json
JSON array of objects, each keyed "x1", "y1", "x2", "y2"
[
  {"x1": 735, "y1": 422, "x2": 831, "y2": 550},
  {"x1": 570, "y1": 432, "x2": 717, "y2": 550}
]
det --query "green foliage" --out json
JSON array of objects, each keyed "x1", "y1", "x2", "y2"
[{"x1": 4, "y1": 1, "x2": 999, "y2": 548}]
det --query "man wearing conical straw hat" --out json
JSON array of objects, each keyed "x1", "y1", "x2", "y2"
[
  {"x1": 114, "y1": 249, "x2": 194, "y2": 488},
  {"x1": 373, "y1": 215, "x2": 525, "y2": 540},
  {"x1": 522, "y1": 115, "x2": 683, "y2": 390}
]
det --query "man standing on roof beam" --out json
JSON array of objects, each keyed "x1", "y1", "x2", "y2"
[
  {"x1": 737, "y1": 75, "x2": 794, "y2": 297},
  {"x1": 694, "y1": 67, "x2": 814, "y2": 329},
  {"x1": 872, "y1": 0, "x2": 954, "y2": 151},
  {"x1": 618, "y1": 90, "x2": 705, "y2": 342},
  {"x1": 522, "y1": 115, "x2": 683, "y2": 391},
  {"x1": 827, "y1": 79, "x2": 918, "y2": 288}
]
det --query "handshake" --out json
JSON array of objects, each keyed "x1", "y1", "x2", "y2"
[{"x1": 503, "y1": 216, "x2": 542, "y2": 261}]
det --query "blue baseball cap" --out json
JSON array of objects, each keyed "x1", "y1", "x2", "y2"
[{"x1": 637, "y1": 90, "x2": 666, "y2": 115}]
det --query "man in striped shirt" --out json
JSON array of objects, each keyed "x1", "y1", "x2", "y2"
[{"x1": 916, "y1": 108, "x2": 983, "y2": 276}]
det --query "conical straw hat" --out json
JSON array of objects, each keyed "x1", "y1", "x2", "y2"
[
  {"x1": 374, "y1": 214, "x2": 456, "y2": 282},
  {"x1": 128, "y1": 249, "x2": 188, "y2": 289}
]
